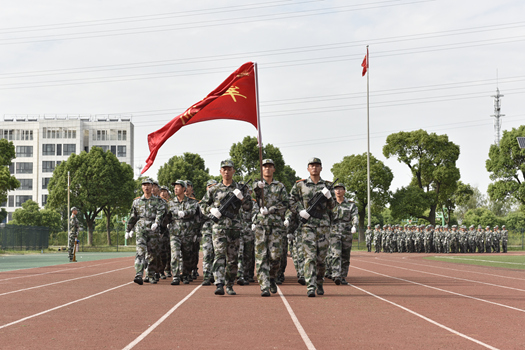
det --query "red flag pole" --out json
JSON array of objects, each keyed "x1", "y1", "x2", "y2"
[{"x1": 254, "y1": 62, "x2": 264, "y2": 207}]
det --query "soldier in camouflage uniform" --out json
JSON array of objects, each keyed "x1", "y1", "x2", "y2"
[
  {"x1": 467, "y1": 225, "x2": 476, "y2": 253},
  {"x1": 252, "y1": 159, "x2": 289, "y2": 296},
  {"x1": 126, "y1": 178, "x2": 166, "y2": 285},
  {"x1": 501, "y1": 225, "x2": 508, "y2": 253},
  {"x1": 329, "y1": 183, "x2": 357, "y2": 285},
  {"x1": 289, "y1": 157, "x2": 335, "y2": 297},
  {"x1": 493, "y1": 225, "x2": 501, "y2": 253},
  {"x1": 365, "y1": 225, "x2": 372, "y2": 252},
  {"x1": 202, "y1": 160, "x2": 253, "y2": 296},
  {"x1": 184, "y1": 180, "x2": 202, "y2": 281},
  {"x1": 167, "y1": 180, "x2": 201, "y2": 285},
  {"x1": 484, "y1": 226, "x2": 493, "y2": 253},
  {"x1": 476, "y1": 225, "x2": 484, "y2": 253},
  {"x1": 373, "y1": 224, "x2": 382, "y2": 253},
  {"x1": 285, "y1": 209, "x2": 305, "y2": 284},
  {"x1": 458, "y1": 225, "x2": 467, "y2": 253},
  {"x1": 68, "y1": 207, "x2": 80, "y2": 262},
  {"x1": 159, "y1": 186, "x2": 172, "y2": 279},
  {"x1": 200, "y1": 179, "x2": 217, "y2": 286}
]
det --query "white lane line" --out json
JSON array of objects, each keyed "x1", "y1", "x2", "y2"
[
  {"x1": 277, "y1": 286, "x2": 316, "y2": 350},
  {"x1": 370, "y1": 256, "x2": 525, "y2": 282},
  {"x1": 433, "y1": 256, "x2": 525, "y2": 265},
  {"x1": 0, "y1": 282, "x2": 132, "y2": 330},
  {"x1": 351, "y1": 266, "x2": 525, "y2": 313},
  {"x1": 349, "y1": 283, "x2": 500, "y2": 350},
  {"x1": 0, "y1": 261, "x2": 119, "y2": 282},
  {"x1": 122, "y1": 285, "x2": 202, "y2": 350},
  {"x1": 0, "y1": 266, "x2": 132, "y2": 297},
  {"x1": 358, "y1": 259, "x2": 525, "y2": 293}
]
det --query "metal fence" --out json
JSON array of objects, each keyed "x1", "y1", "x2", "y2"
[{"x1": 0, "y1": 224, "x2": 50, "y2": 251}]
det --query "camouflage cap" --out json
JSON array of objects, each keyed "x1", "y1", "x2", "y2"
[
  {"x1": 160, "y1": 186, "x2": 170, "y2": 192},
  {"x1": 71, "y1": 206, "x2": 79, "y2": 212},
  {"x1": 452, "y1": 225, "x2": 457, "y2": 228},
  {"x1": 152, "y1": 180, "x2": 159, "y2": 187},
  {"x1": 502, "y1": 225, "x2": 506, "y2": 228},
  {"x1": 206, "y1": 179, "x2": 218, "y2": 186},
  {"x1": 469, "y1": 225, "x2": 474, "y2": 229},
  {"x1": 220, "y1": 159, "x2": 235, "y2": 168},
  {"x1": 307, "y1": 157, "x2": 322, "y2": 165},
  {"x1": 333, "y1": 182, "x2": 345, "y2": 189},
  {"x1": 262, "y1": 158, "x2": 275, "y2": 166},
  {"x1": 142, "y1": 177, "x2": 154, "y2": 185},
  {"x1": 172, "y1": 180, "x2": 186, "y2": 188},
  {"x1": 185, "y1": 180, "x2": 193, "y2": 187},
  {"x1": 375, "y1": 224, "x2": 380, "y2": 228}
]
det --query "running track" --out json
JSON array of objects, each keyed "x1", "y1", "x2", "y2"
[{"x1": 0, "y1": 252, "x2": 523, "y2": 349}]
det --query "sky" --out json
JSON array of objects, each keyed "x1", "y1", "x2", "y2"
[{"x1": 1, "y1": 0, "x2": 524, "y2": 196}]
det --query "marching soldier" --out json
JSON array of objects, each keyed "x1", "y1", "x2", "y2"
[
  {"x1": 200, "y1": 179, "x2": 218, "y2": 286},
  {"x1": 365, "y1": 225, "x2": 373, "y2": 253},
  {"x1": 501, "y1": 225, "x2": 508, "y2": 253},
  {"x1": 289, "y1": 157, "x2": 335, "y2": 297},
  {"x1": 373, "y1": 224, "x2": 382, "y2": 253},
  {"x1": 68, "y1": 207, "x2": 80, "y2": 262}
]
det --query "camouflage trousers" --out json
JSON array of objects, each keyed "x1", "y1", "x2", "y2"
[
  {"x1": 237, "y1": 233, "x2": 245, "y2": 277},
  {"x1": 159, "y1": 233, "x2": 171, "y2": 274},
  {"x1": 180, "y1": 234, "x2": 194, "y2": 277},
  {"x1": 278, "y1": 231, "x2": 288, "y2": 278},
  {"x1": 202, "y1": 232, "x2": 214, "y2": 279},
  {"x1": 169, "y1": 234, "x2": 182, "y2": 277},
  {"x1": 243, "y1": 229, "x2": 255, "y2": 279},
  {"x1": 212, "y1": 226, "x2": 241, "y2": 287},
  {"x1": 135, "y1": 231, "x2": 162, "y2": 278},
  {"x1": 374, "y1": 236, "x2": 381, "y2": 253},
  {"x1": 191, "y1": 232, "x2": 202, "y2": 274},
  {"x1": 68, "y1": 233, "x2": 77, "y2": 260},
  {"x1": 327, "y1": 225, "x2": 353, "y2": 279},
  {"x1": 254, "y1": 224, "x2": 283, "y2": 291},
  {"x1": 292, "y1": 229, "x2": 305, "y2": 277},
  {"x1": 301, "y1": 225, "x2": 330, "y2": 292}
]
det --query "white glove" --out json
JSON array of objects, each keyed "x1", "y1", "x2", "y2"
[
  {"x1": 351, "y1": 226, "x2": 357, "y2": 234},
  {"x1": 126, "y1": 230, "x2": 133, "y2": 239},
  {"x1": 299, "y1": 210, "x2": 310, "y2": 220},
  {"x1": 233, "y1": 189, "x2": 243, "y2": 200},
  {"x1": 352, "y1": 216, "x2": 358, "y2": 225},
  {"x1": 284, "y1": 219, "x2": 290, "y2": 227},
  {"x1": 151, "y1": 223, "x2": 158, "y2": 231},
  {"x1": 210, "y1": 208, "x2": 222, "y2": 219},
  {"x1": 125, "y1": 231, "x2": 130, "y2": 239},
  {"x1": 268, "y1": 206, "x2": 276, "y2": 214},
  {"x1": 322, "y1": 187, "x2": 332, "y2": 199},
  {"x1": 287, "y1": 234, "x2": 294, "y2": 241},
  {"x1": 251, "y1": 224, "x2": 256, "y2": 230},
  {"x1": 256, "y1": 181, "x2": 264, "y2": 189},
  {"x1": 260, "y1": 207, "x2": 269, "y2": 215},
  {"x1": 178, "y1": 211, "x2": 185, "y2": 218}
]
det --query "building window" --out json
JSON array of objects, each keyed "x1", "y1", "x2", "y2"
[
  {"x1": 117, "y1": 145, "x2": 127, "y2": 157},
  {"x1": 42, "y1": 177, "x2": 51, "y2": 189},
  {"x1": 42, "y1": 144, "x2": 55, "y2": 156},
  {"x1": 42, "y1": 161, "x2": 55, "y2": 173},
  {"x1": 19, "y1": 179, "x2": 33, "y2": 190},
  {"x1": 8, "y1": 195, "x2": 14, "y2": 207},
  {"x1": 63, "y1": 144, "x2": 76, "y2": 155},
  {"x1": 16, "y1": 146, "x2": 33, "y2": 157},
  {"x1": 95, "y1": 130, "x2": 108, "y2": 141},
  {"x1": 9, "y1": 163, "x2": 14, "y2": 174},
  {"x1": 118, "y1": 130, "x2": 127, "y2": 141},
  {"x1": 57, "y1": 144, "x2": 62, "y2": 156},
  {"x1": 99, "y1": 145, "x2": 109, "y2": 152},
  {"x1": 15, "y1": 195, "x2": 32, "y2": 207},
  {"x1": 16, "y1": 162, "x2": 33, "y2": 174},
  {"x1": 42, "y1": 195, "x2": 48, "y2": 206}
]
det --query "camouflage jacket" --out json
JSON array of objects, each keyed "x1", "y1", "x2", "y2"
[
  {"x1": 201, "y1": 180, "x2": 253, "y2": 229},
  {"x1": 167, "y1": 195, "x2": 200, "y2": 236},
  {"x1": 70, "y1": 215, "x2": 79, "y2": 236},
  {"x1": 127, "y1": 195, "x2": 166, "y2": 233},
  {"x1": 331, "y1": 198, "x2": 357, "y2": 224},
  {"x1": 289, "y1": 177, "x2": 335, "y2": 228},
  {"x1": 252, "y1": 179, "x2": 289, "y2": 226}
]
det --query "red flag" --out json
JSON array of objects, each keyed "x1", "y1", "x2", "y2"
[
  {"x1": 361, "y1": 48, "x2": 368, "y2": 76},
  {"x1": 141, "y1": 62, "x2": 257, "y2": 174}
]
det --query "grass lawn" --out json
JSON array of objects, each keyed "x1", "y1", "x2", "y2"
[{"x1": 425, "y1": 254, "x2": 525, "y2": 270}]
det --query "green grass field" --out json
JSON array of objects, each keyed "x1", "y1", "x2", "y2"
[{"x1": 425, "y1": 254, "x2": 525, "y2": 270}]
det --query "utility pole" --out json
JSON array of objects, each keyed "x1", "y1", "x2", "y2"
[{"x1": 491, "y1": 87, "x2": 504, "y2": 146}]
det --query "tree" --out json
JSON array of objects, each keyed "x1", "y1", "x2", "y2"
[
  {"x1": 331, "y1": 153, "x2": 393, "y2": 239},
  {"x1": 440, "y1": 181, "x2": 474, "y2": 225},
  {"x1": 157, "y1": 152, "x2": 211, "y2": 199},
  {"x1": 504, "y1": 210, "x2": 525, "y2": 231},
  {"x1": 47, "y1": 147, "x2": 135, "y2": 245},
  {"x1": 0, "y1": 139, "x2": 20, "y2": 206},
  {"x1": 229, "y1": 136, "x2": 299, "y2": 191},
  {"x1": 462, "y1": 207, "x2": 504, "y2": 228},
  {"x1": 383, "y1": 129, "x2": 460, "y2": 225},
  {"x1": 11, "y1": 200, "x2": 61, "y2": 231},
  {"x1": 486, "y1": 125, "x2": 525, "y2": 206}
]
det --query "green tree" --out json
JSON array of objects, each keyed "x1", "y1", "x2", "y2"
[
  {"x1": 440, "y1": 181, "x2": 474, "y2": 225},
  {"x1": 0, "y1": 139, "x2": 20, "y2": 206},
  {"x1": 462, "y1": 207, "x2": 504, "y2": 228},
  {"x1": 157, "y1": 152, "x2": 211, "y2": 199},
  {"x1": 486, "y1": 125, "x2": 525, "y2": 206},
  {"x1": 383, "y1": 129, "x2": 460, "y2": 225},
  {"x1": 331, "y1": 153, "x2": 393, "y2": 239},
  {"x1": 47, "y1": 147, "x2": 135, "y2": 245},
  {"x1": 11, "y1": 200, "x2": 61, "y2": 232},
  {"x1": 229, "y1": 136, "x2": 299, "y2": 191},
  {"x1": 504, "y1": 210, "x2": 525, "y2": 230}
]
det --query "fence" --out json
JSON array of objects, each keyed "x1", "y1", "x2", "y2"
[{"x1": 0, "y1": 224, "x2": 50, "y2": 251}]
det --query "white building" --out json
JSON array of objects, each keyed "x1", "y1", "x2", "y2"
[{"x1": 0, "y1": 115, "x2": 134, "y2": 222}]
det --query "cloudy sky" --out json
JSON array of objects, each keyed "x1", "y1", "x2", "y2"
[{"x1": 1, "y1": 0, "x2": 524, "y2": 195}]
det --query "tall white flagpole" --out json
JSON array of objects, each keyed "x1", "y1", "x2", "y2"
[
  {"x1": 366, "y1": 46, "x2": 371, "y2": 229},
  {"x1": 254, "y1": 62, "x2": 265, "y2": 206}
]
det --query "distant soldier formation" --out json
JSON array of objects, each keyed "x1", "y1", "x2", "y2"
[
  {"x1": 369, "y1": 224, "x2": 508, "y2": 254},
  {"x1": 125, "y1": 157, "x2": 358, "y2": 297}
]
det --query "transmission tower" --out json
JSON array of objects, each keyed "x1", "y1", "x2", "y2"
[{"x1": 491, "y1": 88, "x2": 504, "y2": 146}]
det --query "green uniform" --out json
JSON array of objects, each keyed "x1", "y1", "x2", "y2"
[
  {"x1": 68, "y1": 214, "x2": 79, "y2": 261},
  {"x1": 328, "y1": 198, "x2": 357, "y2": 279}
]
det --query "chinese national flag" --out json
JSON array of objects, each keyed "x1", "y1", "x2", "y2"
[
  {"x1": 141, "y1": 62, "x2": 257, "y2": 174},
  {"x1": 361, "y1": 48, "x2": 369, "y2": 76}
]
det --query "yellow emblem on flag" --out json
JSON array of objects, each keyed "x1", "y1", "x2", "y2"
[{"x1": 223, "y1": 86, "x2": 247, "y2": 102}]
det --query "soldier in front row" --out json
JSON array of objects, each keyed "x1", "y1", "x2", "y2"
[
  {"x1": 68, "y1": 207, "x2": 80, "y2": 262},
  {"x1": 289, "y1": 157, "x2": 335, "y2": 297}
]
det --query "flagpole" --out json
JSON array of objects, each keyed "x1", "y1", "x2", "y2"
[
  {"x1": 254, "y1": 62, "x2": 264, "y2": 207},
  {"x1": 366, "y1": 46, "x2": 371, "y2": 230}
]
